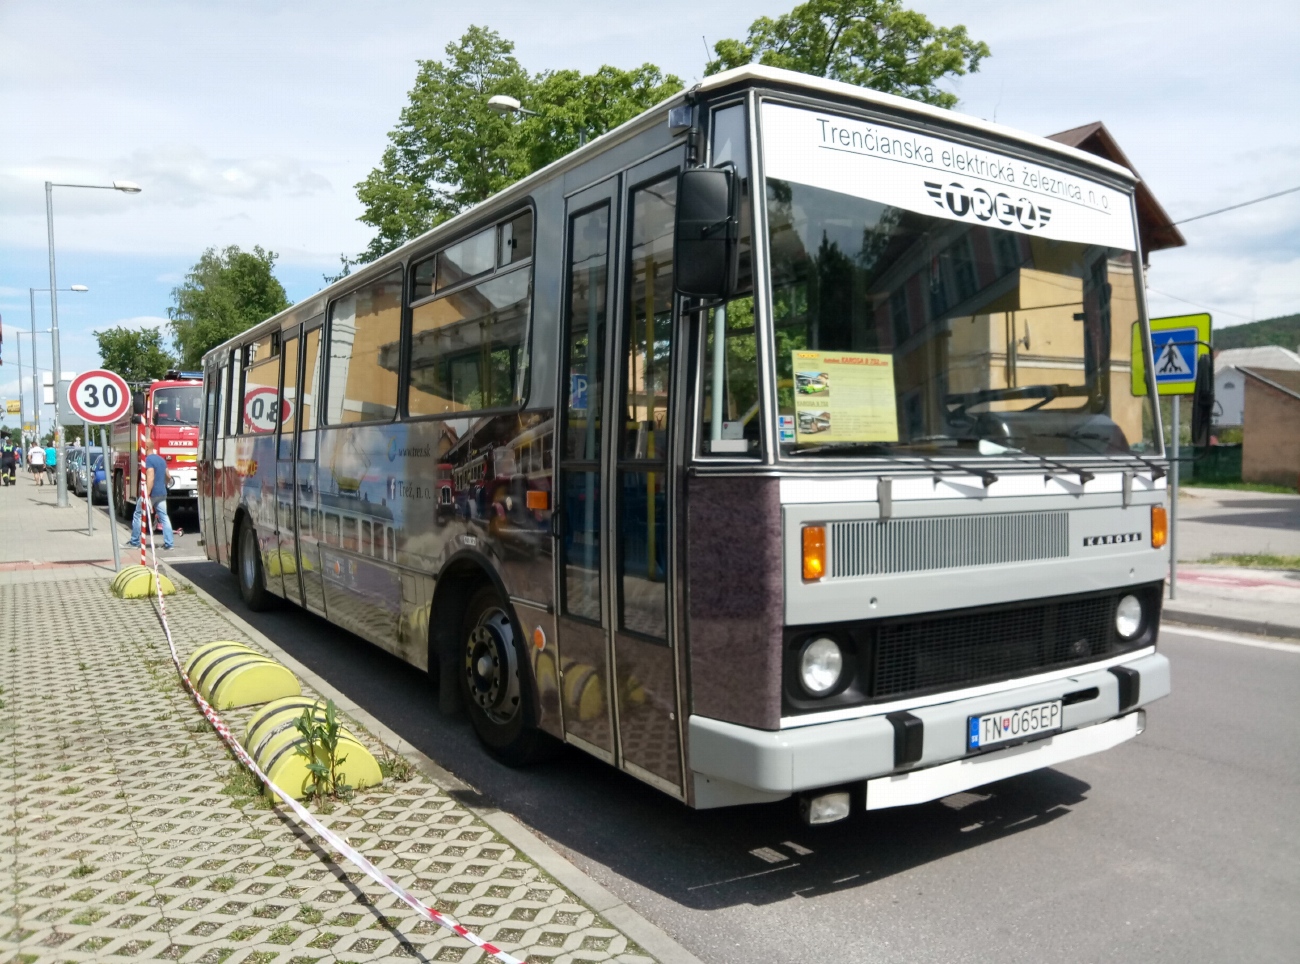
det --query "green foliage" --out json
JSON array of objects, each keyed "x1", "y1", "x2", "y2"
[
  {"x1": 1206, "y1": 552, "x2": 1300, "y2": 568},
  {"x1": 168, "y1": 245, "x2": 291, "y2": 368},
  {"x1": 1212, "y1": 312, "x2": 1300, "y2": 351},
  {"x1": 355, "y1": 26, "x2": 681, "y2": 262},
  {"x1": 294, "y1": 700, "x2": 351, "y2": 801},
  {"x1": 707, "y1": 0, "x2": 989, "y2": 108},
  {"x1": 94, "y1": 326, "x2": 177, "y2": 385}
]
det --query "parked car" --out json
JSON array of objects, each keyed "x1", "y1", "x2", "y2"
[
  {"x1": 66, "y1": 447, "x2": 103, "y2": 490},
  {"x1": 74, "y1": 454, "x2": 108, "y2": 504}
]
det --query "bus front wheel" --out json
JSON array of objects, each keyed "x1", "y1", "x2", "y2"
[
  {"x1": 237, "y1": 519, "x2": 273, "y2": 611},
  {"x1": 458, "y1": 587, "x2": 552, "y2": 766}
]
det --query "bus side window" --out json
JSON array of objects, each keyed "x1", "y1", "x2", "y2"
[
  {"x1": 226, "y1": 349, "x2": 242, "y2": 436},
  {"x1": 362, "y1": 519, "x2": 373, "y2": 556},
  {"x1": 324, "y1": 270, "x2": 402, "y2": 425}
]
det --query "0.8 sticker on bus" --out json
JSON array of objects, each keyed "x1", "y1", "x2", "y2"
[
  {"x1": 67, "y1": 369, "x2": 132, "y2": 424},
  {"x1": 243, "y1": 387, "x2": 292, "y2": 434}
]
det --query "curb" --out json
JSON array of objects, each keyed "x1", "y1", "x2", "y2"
[
  {"x1": 1163, "y1": 607, "x2": 1300, "y2": 643},
  {"x1": 163, "y1": 562, "x2": 707, "y2": 964}
]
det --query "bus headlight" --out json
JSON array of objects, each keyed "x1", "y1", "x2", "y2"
[
  {"x1": 799, "y1": 637, "x2": 844, "y2": 697},
  {"x1": 1115, "y1": 594, "x2": 1143, "y2": 639}
]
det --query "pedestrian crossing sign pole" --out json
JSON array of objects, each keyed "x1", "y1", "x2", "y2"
[{"x1": 1130, "y1": 313, "x2": 1212, "y2": 604}]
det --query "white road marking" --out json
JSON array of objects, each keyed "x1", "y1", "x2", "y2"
[
  {"x1": 782, "y1": 841, "x2": 814, "y2": 856},
  {"x1": 749, "y1": 846, "x2": 788, "y2": 864},
  {"x1": 1162, "y1": 625, "x2": 1299, "y2": 653}
]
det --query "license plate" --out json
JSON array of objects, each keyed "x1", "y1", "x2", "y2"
[{"x1": 968, "y1": 699, "x2": 1062, "y2": 751}]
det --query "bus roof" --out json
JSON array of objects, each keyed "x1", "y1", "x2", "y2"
[{"x1": 204, "y1": 65, "x2": 1138, "y2": 366}]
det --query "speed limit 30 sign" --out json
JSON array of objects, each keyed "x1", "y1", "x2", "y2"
[{"x1": 67, "y1": 369, "x2": 132, "y2": 424}]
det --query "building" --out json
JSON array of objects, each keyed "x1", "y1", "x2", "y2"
[
  {"x1": 1240, "y1": 367, "x2": 1300, "y2": 487},
  {"x1": 1212, "y1": 346, "x2": 1300, "y2": 427}
]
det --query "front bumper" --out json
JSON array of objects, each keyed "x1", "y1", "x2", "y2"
[{"x1": 689, "y1": 651, "x2": 1169, "y2": 809}]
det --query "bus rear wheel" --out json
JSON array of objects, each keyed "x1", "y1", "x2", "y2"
[
  {"x1": 458, "y1": 587, "x2": 553, "y2": 766},
  {"x1": 237, "y1": 518, "x2": 273, "y2": 611}
]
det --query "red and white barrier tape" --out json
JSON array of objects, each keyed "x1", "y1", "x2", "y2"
[{"x1": 138, "y1": 522, "x2": 523, "y2": 963}]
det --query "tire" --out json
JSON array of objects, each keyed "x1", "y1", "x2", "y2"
[
  {"x1": 113, "y1": 472, "x2": 130, "y2": 520},
  {"x1": 458, "y1": 586, "x2": 555, "y2": 766},
  {"x1": 237, "y1": 518, "x2": 273, "y2": 611}
]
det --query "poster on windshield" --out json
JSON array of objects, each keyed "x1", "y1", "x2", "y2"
[
  {"x1": 792, "y1": 350, "x2": 899, "y2": 443},
  {"x1": 762, "y1": 103, "x2": 1136, "y2": 252}
]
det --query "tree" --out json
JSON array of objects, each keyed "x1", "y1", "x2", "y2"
[
  {"x1": 168, "y1": 245, "x2": 290, "y2": 368},
  {"x1": 355, "y1": 26, "x2": 681, "y2": 262},
  {"x1": 707, "y1": 0, "x2": 989, "y2": 108},
  {"x1": 94, "y1": 326, "x2": 177, "y2": 385}
]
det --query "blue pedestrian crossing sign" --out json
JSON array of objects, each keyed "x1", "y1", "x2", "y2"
[{"x1": 1130, "y1": 313, "x2": 1211, "y2": 397}]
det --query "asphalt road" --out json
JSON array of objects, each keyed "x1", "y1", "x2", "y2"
[{"x1": 173, "y1": 559, "x2": 1299, "y2": 964}]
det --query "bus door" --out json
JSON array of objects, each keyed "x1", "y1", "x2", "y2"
[
  {"x1": 607, "y1": 151, "x2": 686, "y2": 795},
  {"x1": 295, "y1": 321, "x2": 326, "y2": 615},
  {"x1": 274, "y1": 327, "x2": 302, "y2": 604},
  {"x1": 555, "y1": 177, "x2": 619, "y2": 762}
]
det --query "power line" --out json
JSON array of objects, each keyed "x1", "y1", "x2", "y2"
[
  {"x1": 1147, "y1": 286, "x2": 1252, "y2": 322},
  {"x1": 1172, "y1": 185, "x2": 1300, "y2": 225}
]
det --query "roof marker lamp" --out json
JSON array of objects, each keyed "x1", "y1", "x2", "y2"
[
  {"x1": 802, "y1": 524, "x2": 826, "y2": 581},
  {"x1": 1150, "y1": 506, "x2": 1168, "y2": 548}
]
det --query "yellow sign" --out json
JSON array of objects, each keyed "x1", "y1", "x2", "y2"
[
  {"x1": 4, "y1": 400, "x2": 19, "y2": 415},
  {"x1": 792, "y1": 350, "x2": 899, "y2": 443},
  {"x1": 1131, "y1": 313, "x2": 1211, "y2": 397}
]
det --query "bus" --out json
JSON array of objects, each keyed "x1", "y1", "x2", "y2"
[{"x1": 198, "y1": 65, "x2": 1194, "y2": 823}]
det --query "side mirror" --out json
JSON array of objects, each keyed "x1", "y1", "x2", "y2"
[
  {"x1": 1191, "y1": 351, "x2": 1215, "y2": 447},
  {"x1": 674, "y1": 167, "x2": 738, "y2": 300},
  {"x1": 130, "y1": 414, "x2": 142, "y2": 425},
  {"x1": 132, "y1": 391, "x2": 146, "y2": 416}
]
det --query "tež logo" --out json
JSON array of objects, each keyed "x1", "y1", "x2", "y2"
[{"x1": 925, "y1": 181, "x2": 1052, "y2": 232}]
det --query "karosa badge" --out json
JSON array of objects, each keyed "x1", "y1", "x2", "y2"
[{"x1": 926, "y1": 180, "x2": 1052, "y2": 232}]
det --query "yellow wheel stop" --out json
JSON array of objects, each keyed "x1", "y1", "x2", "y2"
[
  {"x1": 182, "y1": 641, "x2": 301, "y2": 710},
  {"x1": 111, "y1": 565, "x2": 176, "y2": 598},
  {"x1": 243, "y1": 696, "x2": 383, "y2": 799}
]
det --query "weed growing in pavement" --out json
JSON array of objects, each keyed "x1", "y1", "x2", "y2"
[
  {"x1": 294, "y1": 700, "x2": 352, "y2": 803},
  {"x1": 221, "y1": 764, "x2": 271, "y2": 810},
  {"x1": 0, "y1": 684, "x2": 5, "y2": 710},
  {"x1": 57, "y1": 785, "x2": 83, "y2": 795},
  {"x1": 78, "y1": 662, "x2": 87, "y2": 671},
  {"x1": 378, "y1": 750, "x2": 415, "y2": 783},
  {"x1": 211, "y1": 875, "x2": 236, "y2": 892},
  {"x1": 70, "y1": 857, "x2": 97, "y2": 878}
]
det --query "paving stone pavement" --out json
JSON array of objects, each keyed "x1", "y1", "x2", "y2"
[{"x1": 0, "y1": 573, "x2": 655, "y2": 964}]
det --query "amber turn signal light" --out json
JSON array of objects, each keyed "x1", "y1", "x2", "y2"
[
  {"x1": 802, "y1": 525, "x2": 827, "y2": 581},
  {"x1": 1151, "y1": 505, "x2": 1168, "y2": 548},
  {"x1": 526, "y1": 489, "x2": 549, "y2": 511}
]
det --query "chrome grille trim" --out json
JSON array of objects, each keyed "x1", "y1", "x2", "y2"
[{"x1": 829, "y1": 511, "x2": 1069, "y2": 578}]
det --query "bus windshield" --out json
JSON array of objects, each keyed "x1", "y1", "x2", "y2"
[
  {"x1": 152, "y1": 386, "x2": 203, "y2": 425},
  {"x1": 761, "y1": 103, "x2": 1159, "y2": 461}
]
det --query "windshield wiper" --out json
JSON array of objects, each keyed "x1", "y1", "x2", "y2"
[{"x1": 945, "y1": 383, "x2": 1087, "y2": 415}]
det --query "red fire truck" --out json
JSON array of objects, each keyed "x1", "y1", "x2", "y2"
[{"x1": 110, "y1": 371, "x2": 204, "y2": 518}]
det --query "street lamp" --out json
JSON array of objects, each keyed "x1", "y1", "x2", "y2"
[
  {"x1": 487, "y1": 94, "x2": 539, "y2": 117},
  {"x1": 25, "y1": 285, "x2": 89, "y2": 443},
  {"x1": 46, "y1": 179, "x2": 141, "y2": 506}
]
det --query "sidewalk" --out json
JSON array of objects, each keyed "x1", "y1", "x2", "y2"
[
  {"x1": 1, "y1": 474, "x2": 684, "y2": 964},
  {"x1": 1164, "y1": 564, "x2": 1300, "y2": 642}
]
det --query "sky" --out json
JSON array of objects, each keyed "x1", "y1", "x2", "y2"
[{"x1": 2, "y1": 0, "x2": 1299, "y2": 428}]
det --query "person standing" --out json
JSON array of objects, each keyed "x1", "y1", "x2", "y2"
[
  {"x1": 44, "y1": 442, "x2": 58, "y2": 485},
  {"x1": 124, "y1": 441, "x2": 174, "y2": 550},
  {"x1": 28, "y1": 442, "x2": 45, "y2": 483}
]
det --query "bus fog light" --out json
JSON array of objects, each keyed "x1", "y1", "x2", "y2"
[
  {"x1": 800, "y1": 790, "x2": 851, "y2": 825},
  {"x1": 1115, "y1": 595, "x2": 1143, "y2": 638},
  {"x1": 799, "y1": 637, "x2": 844, "y2": 696}
]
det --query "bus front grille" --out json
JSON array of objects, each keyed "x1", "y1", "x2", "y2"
[
  {"x1": 870, "y1": 590, "x2": 1150, "y2": 701},
  {"x1": 828, "y1": 511, "x2": 1069, "y2": 578},
  {"x1": 782, "y1": 586, "x2": 1162, "y2": 715}
]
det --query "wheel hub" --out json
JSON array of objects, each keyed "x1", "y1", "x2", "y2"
[{"x1": 464, "y1": 608, "x2": 520, "y2": 723}]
